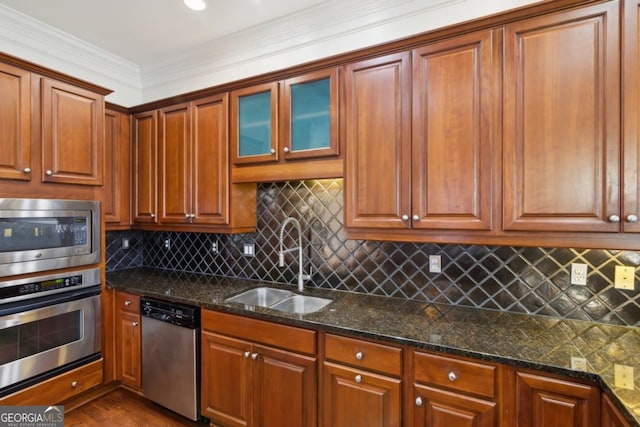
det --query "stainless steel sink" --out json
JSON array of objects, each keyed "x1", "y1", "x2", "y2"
[
  {"x1": 270, "y1": 295, "x2": 332, "y2": 314},
  {"x1": 225, "y1": 287, "x2": 294, "y2": 307},
  {"x1": 225, "y1": 287, "x2": 332, "y2": 314}
]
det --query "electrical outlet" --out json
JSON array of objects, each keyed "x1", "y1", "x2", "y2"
[
  {"x1": 243, "y1": 243, "x2": 255, "y2": 257},
  {"x1": 121, "y1": 237, "x2": 130, "y2": 250},
  {"x1": 570, "y1": 263, "x2": 588, "y2": 285},
  {"x1": 429, "y1": 255, "x2": 442, "y2": 273},
  {"x1": 614, "y1": 265, "x2": 635, "y2": 290},
  {"x1": 570, "y1": 357, "x2": 588, "y2": 371},
  {"x1": 614, "y1": 364, "x2": 635, "y2": 390},
  {"x1": 163, "y1": 238, "x2": 171, "y2": 250},
  {"x1": 211, "y1": 241, "x2": 218, "y2": 254}
]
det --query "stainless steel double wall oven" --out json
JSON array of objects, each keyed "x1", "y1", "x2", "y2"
[{"x1": 0, "y1": 199, "x2": 101, "y2": 396}]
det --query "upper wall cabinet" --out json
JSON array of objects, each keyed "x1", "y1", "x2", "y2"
[
  {"x1": 230, "y1": 68, "x2": 342, "y2": 183},
  {"x1": 623, "y1": 0, "x2": 640, "y2": 233},
  {"x1": 132, "y1": 110, "x2": 158, "y2": 224},
  {"x1": 105, "y1": 107, "x2": 131, "y2": 229},
  {"x1": 41, "y1": 77, "x2": 105, "y2": 186},
  {"x1": 345, "y1": 29, "x2": 498, "y2": 232},
  {"x1": 0, "y1": 62, "x2": 31, "y2": 181},
  {"x1": 502, "y1": 1, "x2": 620, "y2": 232}
]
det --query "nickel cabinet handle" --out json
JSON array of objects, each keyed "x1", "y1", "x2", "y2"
[
  {"x1": 244, "y1": 351, "x2": 251, "y2": 358},
  {"x1": 45, "y1": 170, "x2": 53, "y2": 176},
  {"x1": 401, "y1": 215, "x2": 409, "y2": 221},
  {"x1": 415, "y1": 396, "x2": 423, "y2": 406},
  {"x1": 251, "y1": 353, "x2": 258, "y2": 360},
  {"x1": 412, "y1": 215, "x2": 419, "y2": 221},
  {"x1": 124, "y1": 300, "x2": 131, "y2": 306},
  {"x1": 355, "y1": 375, "x2": 362, "y2": 383},
  {"x1": 23, "y1": 167, "x2": 31, "y2": 173},
  {"x1": 608, "y1": 215, "x2": 620, "y2": 223},
  {"x1": 270, "y1": 148, "x2": 276, "y2": 154},
  {"x1": 283, "y1": 147, "x2": 290, "y2": 153},
  {"x1": 132, "y1": 321, "x2": 139, "y2": 327},
  {"x1": 448, "y1": 372, "x2": 457, "y2": 381},
  {"x1": 627, "y1": 214, "x2": 639, "y2": 223},
  {"x1": 355, "y1": 351, "x2": 363, "y2": 361},
  {"x1": 71, "y1": 381, "x2": 78, "y2": 388}
]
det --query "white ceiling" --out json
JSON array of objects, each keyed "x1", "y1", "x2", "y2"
[{"x1": 0, "y1": 0, "x2": 544, "y2": 106}]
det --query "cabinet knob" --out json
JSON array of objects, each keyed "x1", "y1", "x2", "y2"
[
  {"x1": 608, "y1": 215, "x2": 621, "y2": 223},
  {"x1": 45, "y1": 170, "x2": 53, "y2": 176},
  {"x1": 132, "y1": 321, "x2": 139, "y2": 327},
  {"x1": 244, "y1": 351, "x2": 251, "y2": 358},
  {"x1": 185, "y1": 213, "x2": 190, "y2": 218},
  {"x1": 251, "y1": 353, "x2": 258, "y2": 360},
  {"x1": 412, "y1": 215, "x2": 419, "y2": 221},
  {"x1": 270, "y1": 148, "x2": 276, "y2": 154},
  {"x1": 401, "y1": 215, "x2": 409, "y2": 221},
  {"x1": 415, "y1": 396, "x2": 423, "y2": 406},
  {"x1": 23, "y1": 167, "x2": 31, "y2": 173},
  {"x1": 124, "y1": 300, "x2": 131, "y2": 306},
  {"x1": 448, "y1": 372, "x2": 457, "y2": 382},
  {"x1": 71, "y1": 381, "x2": 78, "y2": 388},
  {"x1": 190, "y1": 214, "x2": 196, "y2": 218},
  {"x1": 355, "y1": 351, "x2": 364, "y2": 361},
  {"x1": 355, "y1": 375, "x2": 362, "y2": 383},
  {"x1": 283, "y1": 147, "x2": 290, "y2": 153},
  {"x1": 150, "y1": 213, "x2": 156, "y2": 218},
  {"x1": 627, "y1": 214, "x2": 639, "y2": 223}
]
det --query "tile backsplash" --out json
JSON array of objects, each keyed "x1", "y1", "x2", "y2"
[{"x1": 106, "y1": 179, "x2": 640, "y2": 327}]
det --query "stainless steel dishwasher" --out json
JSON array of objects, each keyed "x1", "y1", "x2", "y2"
[{"x1": 140, "y1": 297, "x2": 200, "y2": 421}]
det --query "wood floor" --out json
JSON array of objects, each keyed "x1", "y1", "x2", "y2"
[{"x1": 64, "y1": 388, "x2": 208, "y2": 426}]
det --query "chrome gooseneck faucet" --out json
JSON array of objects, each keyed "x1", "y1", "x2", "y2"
[{"x1": 278, "y1": 217, "x2": 311, "y2": 292}]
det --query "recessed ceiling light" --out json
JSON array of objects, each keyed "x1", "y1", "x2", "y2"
[{"x1": 184, "y1": 0, "x2": 206, "y2": 11}]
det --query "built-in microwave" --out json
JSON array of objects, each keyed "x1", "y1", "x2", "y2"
[{"x1": 0, "y1": 199, "x2": 100, "y2": 277}]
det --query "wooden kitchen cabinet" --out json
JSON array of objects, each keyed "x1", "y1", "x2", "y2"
[
  {"x1": 157, "y1": 94, "x2": 256, "y2": 231},
  {"x1": 623, "y1": 0, "x2": 640, "y2": 233},
  {"x1": 503, "y1": 1, "x2": 620, "y2": 233},
  {"x1": 132, "y1": 110, "x2": 158, "y2": 224},
  {"x1": 410, "y1": 351, "x2": 499, "y2": 427},
  {"x1": 515, "y1": 371, "x2": 600, "y2": 427},
  {"x1": 345, "y1": 29, "x2": 498, "y2": 232},
  {"x1": 602, "y1": 394, "x2": 633, "y2": 427},
  {"x1": 0, "y1": 61, "x2": 31, "y2": 181},
  {"x1": 321, "y1": 333, "x2": 402, "y2": 427},
  {"x1": 104, "y1": 106, "x2": 131, "y2": 228},
  {"x1": 41, "y1": 76, "x2": 105, "y2": 186},
  {"x1": 201, "y1": 310, "x2": 317, "y2": 427},
  {"x1": 115, "y1": 291, "x2": 141, "y2": 389}
]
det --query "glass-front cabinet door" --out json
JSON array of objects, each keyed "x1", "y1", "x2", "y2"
[
  {"x1": 231, "y1": 82, "x2": 279, "y2": 164},
  {"x1": 281, "y1": 68, "x2": 339, "y2": 160}
]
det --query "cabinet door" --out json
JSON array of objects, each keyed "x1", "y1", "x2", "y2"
[
  {"x1": 281, "y1": 68, "x2": 340, "y2": 160},
  {"x1": 413, "y1": 384, "x2": 496, "y2": 427},
  {"x1": 201, "y1": 332, "x2": 253, "y2": 427},
  {"x1": 41, "y1": 77, "x2": 104, "y2": 185},
  {"x1": 601, "y1": 394, "x2": 632, "y2": 427},
  {"x1": 115, "y1": 310, "x2": 141, "y2": 388},
  {"x1": 158, "y1": 103, "x2": 191, "y2": 224},
  {"x1": 0, "y1": 62, "x2": 31, "y2": 181},
  {"x1": 411, "y1": 29, "x2": 497, "y2": 231},
  {"x1": 503, "y1": 2, "x2": 620, "y2": 232},
  {"x1": 344, "y1": 52, "x2": 412, "y2": 229},
  {"x1": 231, "y1": 82, "x2": 279, "y2": 165},
  {"x1": 516, "y1": 372, "x2": 600, "y2": 427},
  {"x1": 105, "y1": 108, "x2": 131, "y2": 227},
  {"x1": 192, "y1": 94, "x2": 230, "y2": 225},
  {"x1": 255, "y1": 344, "x2": 316, "y2": 427},
  {"x1": 132, "y1": 111, "x2": 158, "y2": 223},
  {"x1": 623, "y1": 0, "x2": 640, "y2": 233},
  {"x1": 322, "y1": 361, "x2": 401, "y2": 427}
]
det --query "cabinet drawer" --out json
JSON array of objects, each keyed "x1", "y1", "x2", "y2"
[
  {"x1": 413, "y1": 351, "x2": 496, "y2": 399},
  {"x1": 116, "y1": 291, "x2": 140, "y2": 314},
  {"x1": 0, "y1": 359, "x2": 103, "y2": 405},
  {"x1": 324, "y1": 334, "x2": 402, "y2": 376}
]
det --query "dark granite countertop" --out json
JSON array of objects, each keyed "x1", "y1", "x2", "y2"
[{"x1": 106, "y1": 267, "x2": 640, "y2": 426}]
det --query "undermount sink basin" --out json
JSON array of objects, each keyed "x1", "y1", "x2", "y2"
[
  {"x1": 225, "y1": 287, "x2": 294, "y2": 307},
  {"x1": 225, "y1": 287, "x2": 332, "y2": 314},
  {"x1": 270, "y1": 295, "x2": 332, "y2": 314}
]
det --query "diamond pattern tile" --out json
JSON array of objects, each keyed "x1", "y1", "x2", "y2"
[{"x1": 106, "y1": 179, "x2": 640, "y2": 326}]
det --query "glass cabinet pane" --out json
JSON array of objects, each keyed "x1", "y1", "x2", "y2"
[
  {"x1": 238, "y1": 90, "x2": 272, "y2": 157},
  {"x1": 290, "y1": 78, "x2": 331, "y2": 151}
]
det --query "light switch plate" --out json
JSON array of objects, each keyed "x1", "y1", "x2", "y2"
[
  {"x1": 614, "y1": 364, "x2": 635, "y2": 390},
  {"x1": 614, "y1": 266, "x2": 635, "y2": 290}
]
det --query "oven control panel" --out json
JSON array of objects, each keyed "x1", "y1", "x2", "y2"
[{"x1": 0, "y1": 268, "x2": 100, "y2": 303}]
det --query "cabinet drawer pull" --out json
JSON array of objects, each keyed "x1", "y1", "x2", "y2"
[
  {"x1": 608, "y1": 215, "x2": 620, "y2": 223},
  {"x1": 244, "y1": 351, "x2": 251, "y2": 358},
  {"x1": 355, "y1": 351, "x2": 363, "y2": 361},
  {"x1": 415, "y1": 396, "x2": 423, "y2": 406},
  {"x1": 132, "y1": 321, "x2": 138, "y2": 327},
  {"x1": 124, "y1": 300, "x2": 131, "y2": 306},
  {"x1": 71, "y1": 381, "x2": 78, "y2": 388},
  {"x1": 401, "y1": 215, "x2": 409, "y2": 221},
  {"x1": 23, "y1": 167, "x2": 31, "y2": 173},
  {"x1": 150, "y1": 213, "x2": 156, "y2": 218},
  {"x1": 355, "y1": 375, "x2": 362, "y2": 383},
  {"x1": 45, "y1": 170, "x2": 53, "y2": 176},
  {"x1": 251, "y1": 353, "x2": 258, "y2": 360},
  {"x1": 448, "y1": 372, "x2": 457, "y2": 381},
  {"x1": 627, "y1": 214, "x2": 639, "y2": 223}
]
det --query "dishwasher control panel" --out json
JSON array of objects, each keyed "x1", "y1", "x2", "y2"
[{"x1": 140, "y1": 297, "x2": 200, "y2": 329}]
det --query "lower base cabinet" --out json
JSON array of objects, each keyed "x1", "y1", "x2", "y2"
[
  {"x1": 114, "y1": 291, "x2": 141, "y2": 388},
  {"x1": 602, "y1": 394, "x2": 633, "y2": 427},
  {"x1": 200, "y1": 310, "x2": 317, "y2": 427}
]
